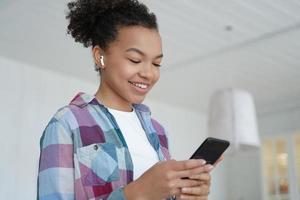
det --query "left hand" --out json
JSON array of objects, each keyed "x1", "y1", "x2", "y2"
[{"x1": 177, "y1": 156, "x2": 224, "y2": 200}]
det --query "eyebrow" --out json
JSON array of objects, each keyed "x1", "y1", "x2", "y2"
[{"x1": 125, "y1": 48, "x2": 163, "y2": 59}]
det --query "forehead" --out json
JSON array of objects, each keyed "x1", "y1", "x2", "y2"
[{"x1": 107, "y1": 26, "x2": 163, "y2": 55}]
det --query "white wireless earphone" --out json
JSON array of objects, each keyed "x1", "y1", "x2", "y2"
[{"x1": 100, "y1": 55, "x2": 104, "y2": 66}]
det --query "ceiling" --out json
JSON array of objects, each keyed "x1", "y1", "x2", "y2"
[{"x1": 1, "y1": 0, "x2": 300, "y2": 115}]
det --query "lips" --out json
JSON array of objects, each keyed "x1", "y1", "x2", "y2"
[{"x1": 128, "y1": 81, "x2": 149, "y2": 89}]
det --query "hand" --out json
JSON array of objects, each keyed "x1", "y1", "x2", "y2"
[
  {"x1": 177, "y1": 156, "x2": 225, "y2": 200},
  {"x1": 124, "y1": 159, "x2": 207, "y2": 200}
]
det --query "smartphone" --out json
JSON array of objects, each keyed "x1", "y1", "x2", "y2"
[{"x1": 190, "y1": 137, "x2": 230, "y2": 165}]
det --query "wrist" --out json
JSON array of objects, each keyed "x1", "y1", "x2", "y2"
[{"x1": 124, "y1": 179, "x2": 145, "y2": 200}]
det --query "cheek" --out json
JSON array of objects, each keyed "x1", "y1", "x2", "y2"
[
  {"x1": 120, "y1": 65, "x2": 138, "y2": 79},
  {"x1": 109, "y1": 62, "x2": 134, "y2": 79},
  {"x1": 153, "y1": 69, "x2": 160, "y2": 83}
]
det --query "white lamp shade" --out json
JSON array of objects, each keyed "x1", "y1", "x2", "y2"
[{"x1": 208, "y1": 88, "x2": 260, "y2": 151}]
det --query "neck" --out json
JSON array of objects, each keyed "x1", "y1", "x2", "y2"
[{"x1": 95, "y1": 84, "x2": 133, "y2": 112}]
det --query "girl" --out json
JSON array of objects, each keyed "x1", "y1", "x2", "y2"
[{"x1": 37, "y1": 0, "x2": 216, "y2": 199}]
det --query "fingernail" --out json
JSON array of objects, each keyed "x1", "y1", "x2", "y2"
[
  {"x1": 207, "y1": 164, "x2": 214, "y2": 170},
  {"x1": 181, "y1": 187, "x2": 189, "y2": 193},
  {"x1": 198, "y1": 159, "x2": 206, "y2": 165},
  {"x1": 180, "y1": 195, "x2": 186, "y2": 199}
]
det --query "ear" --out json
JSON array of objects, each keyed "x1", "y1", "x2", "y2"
[{"x1": 92, "y1": 45, "x2": 105, "y2": 69}]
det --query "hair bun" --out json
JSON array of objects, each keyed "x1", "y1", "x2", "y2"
[
  {"x1": 66, "y1": 0, "x2": 157, "y2": 48},
  {"x1": 66, "y1": 0, "x2": 129, "y2": 47}
]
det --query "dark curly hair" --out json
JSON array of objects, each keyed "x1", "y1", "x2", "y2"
[{"x1": 66, "y1": 0, "x2": 158, "y2": 49}]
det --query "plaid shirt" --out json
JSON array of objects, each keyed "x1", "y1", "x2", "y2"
[{"x1": 37, "y1": 92, "x2": 171, "y2": 200}]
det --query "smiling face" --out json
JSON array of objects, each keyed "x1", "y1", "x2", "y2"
[{"x1": 93, "y1": 26, "x2": 163, "y2": 111}]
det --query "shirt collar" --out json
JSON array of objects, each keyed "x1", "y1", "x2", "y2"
[{"x1": 69, "y1": 92, "x2": 151, "y2": 114}]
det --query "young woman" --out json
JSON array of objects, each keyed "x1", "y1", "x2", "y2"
[{"x1": 37, "y1": 0, "x2": 217, "y2": 199}]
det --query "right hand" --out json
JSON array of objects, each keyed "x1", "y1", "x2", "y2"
[{"x1": 124, "y1": 159, "x2": 208, "y2": 200}]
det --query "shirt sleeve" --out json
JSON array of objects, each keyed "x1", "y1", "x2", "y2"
[{"x1": 37, "y1": 118, "x2": 75, "y2": 200}]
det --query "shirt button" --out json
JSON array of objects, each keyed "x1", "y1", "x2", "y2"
[{"x1": 93, "y1": 145, "x2": 98, "y2": 151}]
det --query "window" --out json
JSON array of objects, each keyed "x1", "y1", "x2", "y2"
[
  {"x1": 262, "y1": 138, "x2": 289, "y2": 200},
  {"x1": 261, "y1": 133, "x2": 300, "y2": 200},
  {"x1": 294, "y1": 134, "x2": 300, "y2": 195}
]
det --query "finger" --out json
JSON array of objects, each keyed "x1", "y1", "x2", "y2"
[
  {"x1": 172, "y1": 159, "x2": 206, "y2": 171},
  {"x1": 179, "y1": 194, "x2": 208, "y2": 200},
  {"x1": 173, "y1": 178, "x2": 202, "y2": 188},
  {"x1": 181, "y1": 185, "x2": 210, "y2": 196},
  {"x1": 188, "y1": 173, "x2": 211, "y2": 182},
  {"x1": 169, "y1": 187, "x2": 181, "y2": 196},
  {"x1": 185, "y1": 180, "x2": 206, "y2": 185},
  {"x1": 175, "y1": 164, "x2": 213, "y2": 179}
]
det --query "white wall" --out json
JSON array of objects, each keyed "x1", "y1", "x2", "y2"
[
  {"x1": 225, "y1": 149, "x2": 263, "y2": 200},
  {"x1": 0, "y1": 56, "x2": 227, "y2": 200}
]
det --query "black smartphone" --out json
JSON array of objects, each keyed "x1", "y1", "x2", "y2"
[{"x1": 190, "y1": 137, "x2": 230, "y2": 165}]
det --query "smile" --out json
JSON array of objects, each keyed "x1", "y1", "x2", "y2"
[{"x1": 128, "y1": 81, "x2": 149, "y2": 89}]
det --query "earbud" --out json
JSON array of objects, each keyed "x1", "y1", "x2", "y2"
[{"x1": 100, "y1": 55, "x2": 104, "y2": 66}]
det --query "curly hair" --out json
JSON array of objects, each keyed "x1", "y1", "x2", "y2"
[{"x1": 66, "y1": 0, "x2": 158, "y2": 49}]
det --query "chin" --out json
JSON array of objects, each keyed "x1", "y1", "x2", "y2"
[{"x1": 130, "y1": 96, "x2": 146, "y2": 104}]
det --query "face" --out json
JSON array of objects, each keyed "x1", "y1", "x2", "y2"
[{"x1": 94, "y1": 26, "x2": 163, "y2": 110}]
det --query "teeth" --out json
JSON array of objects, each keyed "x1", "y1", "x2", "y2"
[{"x1": 130, "y1": 82, "x2": 148, "y2": 89}]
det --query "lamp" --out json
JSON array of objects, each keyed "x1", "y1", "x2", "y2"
[{"x1": 208, "y1": 88, "x2": 260, "y2": 152}]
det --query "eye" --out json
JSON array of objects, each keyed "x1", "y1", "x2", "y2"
[
  {"x1": 153, "y1": 63, "x2": 161, "y2": 67},
  {"x1": 129, "y1": 59, "x2": 141, "y2": 64}
]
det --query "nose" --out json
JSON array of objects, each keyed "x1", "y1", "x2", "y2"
[{"x1": 138, "y1": 63, "x2": 154, "y2": 80}]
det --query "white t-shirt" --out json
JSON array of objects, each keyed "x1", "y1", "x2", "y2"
[{"x1": 108, "y1": 107, "x2": 159, "y2": 180}]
